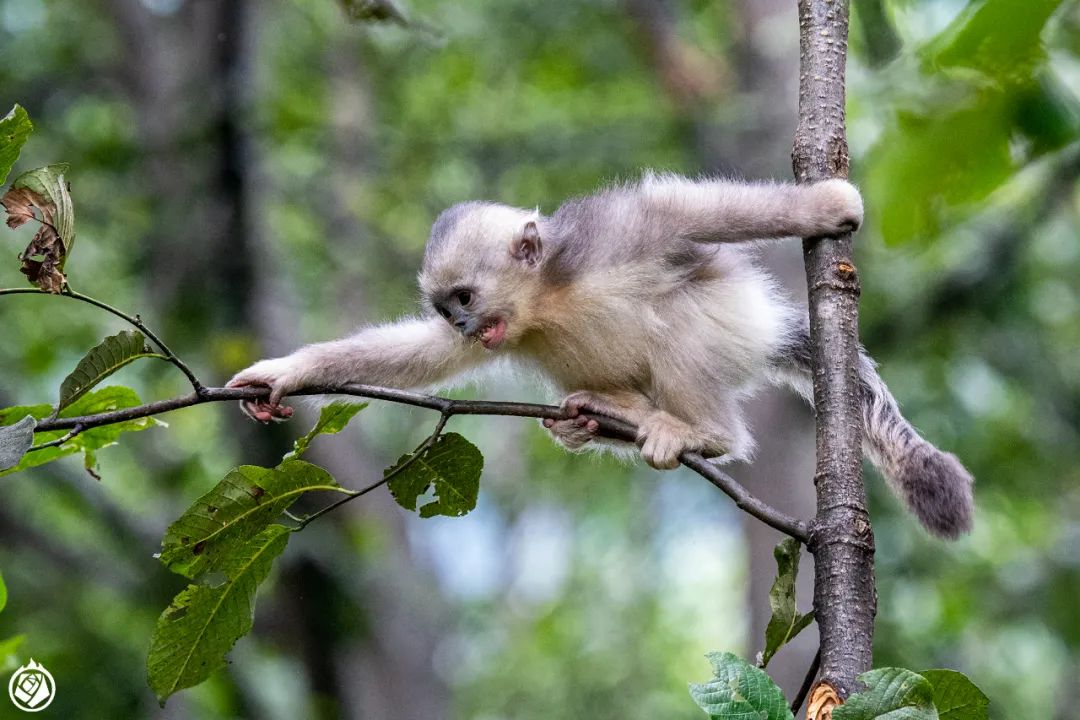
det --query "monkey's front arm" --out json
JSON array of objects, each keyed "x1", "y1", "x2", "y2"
[
  {"x1": 228, "y1": 316, "x2": 487, "y2": 422},
  {"x1": 640, "y1": 175, "x2": 863, "y2": 243}
]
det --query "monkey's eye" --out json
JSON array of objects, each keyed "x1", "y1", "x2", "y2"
[
  {"x1": 456, "y1": 290, "x2": 473, "y2": 306},
  {"x1": 435, "y1": 304, "x2": 451, "y2": 319}
]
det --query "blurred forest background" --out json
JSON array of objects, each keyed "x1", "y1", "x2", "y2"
[{"x1": 0, "y1": 0, "x2": 1078, "y2": 718}]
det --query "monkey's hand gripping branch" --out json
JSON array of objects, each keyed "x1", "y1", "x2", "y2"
[{"x1": 30, "y1": 382, "x2": 809, "y2": 543}]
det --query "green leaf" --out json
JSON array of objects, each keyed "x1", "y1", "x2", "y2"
[
  {"x1": 0, "y1": 387, "x2": 160, "y2": 477},
  {"x1": 833, "y1": 668, "x2": 939, "y2": 720},
  {"x1": 0, "y1": 635, "x2": 24, "y2": 673},
  {"x1": 920, "y1": 670, "x2": 989, "y2": 720},
  {"x1": 689, "y1": 651, "x2": 793, "y2": 720},
  {"x1": 0, "y1": 415, "x2": 35, "y2": 472},
  {"x1": 57, "y1": 330, "x2": 157, "y2": 412},
  {"x1": 386, "y1": 432, "x2": 482, "y2": 518},
  {"x1": 0, "y1": 105, "x2": 33, "y2": 185},
  {"x1": 284, "y1": 400, "x2": 367, "y2": 460},
  {"x1": 147, "y1": 524, "x2": 290, "y2": 705},
  {"x1": 760, "y1": 538, "x2": 814, "y2": 668},
  {"x1": 159, "y1": 460, "x2": 342, "y2": 579},
  {"x1": 924, "y1": 0, "x2": 1063, "y2": 83},
  {"x1": 0, "y1": 569, "x2": 7, "y2": 614}
]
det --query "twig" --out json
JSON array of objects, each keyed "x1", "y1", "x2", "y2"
[
  {"x1": 28, "y1": 423, "x2": 84, "y2": 451},
  {"x1": 27, "y1": 383, "x2": 809, "y2": 542},
  {"x1": 0, "y1": 286, "x2": 205, "y2": 395},
  {"x1": 293, "y1": 411, "x2": 452, "y2": 530},
  {"x1": 791, "y1": 647, "x2": 822, "y2": 715}
]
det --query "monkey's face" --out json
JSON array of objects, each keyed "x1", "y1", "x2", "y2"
[
  {"x1": 430, "y1": 285, "x2": 509, "y2": 350},
  {"x1": 420, "y1": 204, "x2": 546, "y2": 351}
]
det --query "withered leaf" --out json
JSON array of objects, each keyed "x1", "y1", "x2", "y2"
[{"x1": 1, "y1": 163, "x2": 75, "y2": 293}]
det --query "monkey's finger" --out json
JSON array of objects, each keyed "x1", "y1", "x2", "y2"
[
  {"x1": 586, "y1": 420, "x2": 599, "y2": 432},
  {"x1": 268, "y1": 385, "x2": 290, "y2": 407},
  {"x1": 542, "y1": 418, "x2": 554, "y2": 428},
  {"x1": 574, "y1": 416, "x2": 590, "y2": 427}
]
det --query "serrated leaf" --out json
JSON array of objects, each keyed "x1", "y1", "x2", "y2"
[
  {"x1": 284, "y1": 400, "x2": 367, "y2": 460},
  {"x1": 689, "y1": 651, "x2": 793, "y2": 720},
  {"x1": 919, "y1": 670, "x2": 989, "y2": 720},
  {"x1": 761, "y1": 538, "x2": 814, "y2": 668},
  {"x1": 159, "y1": 460, "x2": 341, "y2": 578},
  {"x1": 58, "y1": 330, "x2": 157, "y2": 412},
  {"x1": 147, "y1": 524, "x2": 290, "y2": 705},
  {"x1": 0, "y1": 105, "x2": 33, "y2": 185},
  {"x1": 833, "y1": 668, "x2": 939, "y2": 720},
  {"x1": 386, "y1": 432, "x2": 482, "y2": 518},
  {"x1": 0, "y1": 387, "x2": 160, "y2": 477},
  {"x1": 1, "y1": 163, "x2": 75, "y2": 292},
  {"x1": 0, "y1": 415, "x2": 35, "y2": 472}
]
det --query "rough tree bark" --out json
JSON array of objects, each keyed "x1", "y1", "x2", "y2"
[{"x1": 791, "y1": 0, "x2": 876, "y2": 708}]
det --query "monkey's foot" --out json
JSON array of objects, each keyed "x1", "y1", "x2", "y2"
[
  {"x1": 560, "y1": 390, "x2": 624, "y2": 419},
  {"x1": 543, "y1": 416, "x2": 600, "y2": 450},
  {"x1": 636, "y1": 411, "x2": 698, "y2": 470}
]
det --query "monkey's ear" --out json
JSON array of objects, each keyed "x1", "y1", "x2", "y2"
[{"x1": 510, "y1": 221, "x2": 543, "y2": 266}]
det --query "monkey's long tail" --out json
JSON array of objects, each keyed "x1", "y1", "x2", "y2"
[{"x1": 770, "y1": 330, "x2": 974, "y2": 539}]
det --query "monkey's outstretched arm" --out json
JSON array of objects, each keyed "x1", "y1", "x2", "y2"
[
  {"x1": 639, "y1": 174, "x2": 863, "y2": 242},
  {"x1": 228, "y1": 316, "x2": 488, "y2": 421}
]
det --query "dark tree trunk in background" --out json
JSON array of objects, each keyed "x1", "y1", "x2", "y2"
[
  {"x1": 98, "y1": 2, "x2": 448, "y2": 717},
  {"x1": 792, "y1": 0, "x2": 876, "y2": 705}
]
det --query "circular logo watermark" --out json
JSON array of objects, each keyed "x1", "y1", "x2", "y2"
[{"x1": 8, "y1": 659, "x2": 55, "y2": 712}]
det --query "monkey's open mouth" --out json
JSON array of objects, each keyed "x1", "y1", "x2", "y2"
[{"x1": 475, "y1": 318, "x2": 507, "y2": 350}]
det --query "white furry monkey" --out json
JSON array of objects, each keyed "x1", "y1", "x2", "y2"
[{"x1": 229, "y1": 174, "x2": 974, "y2": 538}]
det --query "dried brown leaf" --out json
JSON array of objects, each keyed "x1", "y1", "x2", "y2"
[
  {"x1": 1, "y1": 164, "x2": 74, "y2": 293},
  {"x1": 808, "y1": 682, "x2": 842, "y2": 720}
]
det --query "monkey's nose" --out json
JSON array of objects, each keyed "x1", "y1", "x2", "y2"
[{"x1": 454, "y1": 319, "x2": 468, "y2": 329}]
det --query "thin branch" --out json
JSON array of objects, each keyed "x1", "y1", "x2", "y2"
[
  {"x1": 791, "y1": 647, "x2": 822, "y2": 715},
  {"x1": 28, "y1": 423, "x2": 84, "y2": 451},
  {"x1": 0, "y1": 286, "x2": 205, "y2": 394},
  {"x1": 26, "y1": 383, "x2": 809, "y2": 542}
]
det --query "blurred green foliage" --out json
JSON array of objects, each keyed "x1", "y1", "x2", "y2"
[{"x1": 0, "y1": 0, "x2": 1076, "y2": 718}]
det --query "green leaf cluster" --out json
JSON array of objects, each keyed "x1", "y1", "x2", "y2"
[
  {"x1": 0, "y1": 386, "x2": 161, "y2": 477},
  {"x1": 862, "y1": 0, "x2": 1076, "y2": 245},
  {"x1": 148, "y1": 404, "x2": 368, "y2": 703}
]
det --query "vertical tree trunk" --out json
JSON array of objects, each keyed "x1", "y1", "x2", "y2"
[{"x1": 792, "y1": 0, "x2": 876, "y2": 703}]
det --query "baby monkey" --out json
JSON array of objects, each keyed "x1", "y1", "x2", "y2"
[{"x1": 229, "y1": 173, "x2": 974, "y2": 538}]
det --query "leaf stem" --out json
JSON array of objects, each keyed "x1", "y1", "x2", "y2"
[
  {"x1": 791, "y1": 647, "x2": 822, "y2": 715},
  {"x1": 0, "y1": 286, "x2": 204, "y2": 394}
]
